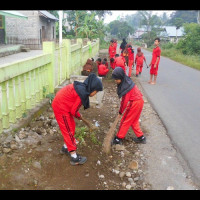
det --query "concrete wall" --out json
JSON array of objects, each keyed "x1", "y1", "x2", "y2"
[{"x1": 5, "y1": 10, "x2": 56, "y2": 42}]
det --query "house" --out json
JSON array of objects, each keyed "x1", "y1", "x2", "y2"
[
  {"x1": 0, "y1": 10, "x2": 28, "y2": 44},
  {"x1": 128, "y1": 27, "x2": 148, "y2": 41},
  {"x1": 1, "y1": 10, "x2": 58, "y2": 49},
  {"x1": 159, "y1": 26, "x2": 184, "y2": 43}
]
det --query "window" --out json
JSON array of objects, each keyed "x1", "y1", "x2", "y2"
[{"x1": 0, "y1": 15, "x2": 3, "y2": 29}]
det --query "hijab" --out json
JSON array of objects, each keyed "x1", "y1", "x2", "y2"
[
  {"x1": 74, "y1": 73, "x2": 103, "y2": 109},
  {"x1": 112, "y1": 67, "x2": 135, "y2": 98}
]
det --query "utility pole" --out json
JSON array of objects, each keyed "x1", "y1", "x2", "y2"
[{"x1": 59, "y1": 10, "x2": 63, "y2": 47}]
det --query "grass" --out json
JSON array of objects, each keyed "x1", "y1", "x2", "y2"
[
  {"x1": 75, "y1": 126, "x2": 101, "y2": 146},
  {"x1": 147, "y1": 47, "x2": 200, "y2": 71},
  {"x1": 161, "y1": 48, "x2": 200, "y2": 71}
]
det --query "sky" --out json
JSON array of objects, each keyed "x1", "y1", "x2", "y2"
[{"x1": 104, "y1": 10, "x2": 175, "y2": 24}]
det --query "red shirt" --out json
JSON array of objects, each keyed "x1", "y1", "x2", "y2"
[
  {"x1": 52, "y1": 84, "x2": 82, "y2": 118},
  {"x1": 96, "y1": 60, "x2": 101, "y2": 70},
  {"x1": 128, "y1": 47, "x2": 134, "y2": 60},
  {"x1": 115, "y1": 56, "x2": 126, "y2": 72},
  {"x1": 135, "y1": 54, "x2": 145, "y2": 66},
  {"x1": 119, "y1": 85, "x2": 143, "y2": 114},
  {"x1": 151, "y1": 46, "x2": 161, "y2": 65},
  {"x1": 109, "y1": 44, "x2": 116, "y2": 58},
  {"x1": 98, "y1": 64, "x2": 109, "y2": 76}
]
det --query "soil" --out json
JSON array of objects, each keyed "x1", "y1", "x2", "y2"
[{"x1": 0, "y1": 50, "x2": 152, "y2": 190}]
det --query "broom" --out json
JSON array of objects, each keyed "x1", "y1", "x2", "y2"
[
  {"x1": 81, "y1": 116, "x2": 99, "y2": 132},
  {"x1": 102, "y1": 114, "x2": 121, "y2": 154}
]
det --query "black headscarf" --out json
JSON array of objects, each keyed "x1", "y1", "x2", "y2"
[
  {"x1": 74, "y1": 73, "x2": 103, "y2": 109},
  {"x1": 120, "y1": 38, "x2": 127, "y2": 51},
  {"x1": 112, "y1": 67, "x2": 135, "y2": 98}
]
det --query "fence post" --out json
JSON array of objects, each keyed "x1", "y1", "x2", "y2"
[
  {"x1": 87, "y1": 41, "x2": 92, "y2": 58},
  {"x1": 15, "y1": 76, "x2": 22, "y2": 119},
  {"x1": 63, "y1": 39, "x2": 71, "y2": 79},
  {"x1": 8, "y1": 79, "x2": 16, "y2": 124},
  {"x1": 77, "y1": 38, "x2": 83, "y2": 67},
  {"x1": 2, "y1": 82, "x2": 9, "y2": 129},
  {"x1": 0, "y1": 99, "x2": 2, "y2": 134},
  {"x1": 19, "y1": 74, "x2": 26, "y2": 114},
  {"x1": 43, "y1": 41, "x2": 55, "y2": 93}
]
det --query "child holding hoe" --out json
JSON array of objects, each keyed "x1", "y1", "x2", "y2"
[
  {"x1": 111, "y1": 67, "x2": 146, "y2": 145},
  {"x1": 52, "y1": 73, "x2": 103, "y2": 165}
]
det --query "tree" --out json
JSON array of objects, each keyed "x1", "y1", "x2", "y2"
[
  {"x1": 169, "y1": 10, "x2": 198, "y2": 24},
  {"x1": 176, "y1": 23, "x2": 200, "y2": 55},
  {"x1": 139, "y1": 11, "x2": 162, "y2": 47},
  {"x1": 108, "y1": 20, "x2": 134, "y2": 40}
]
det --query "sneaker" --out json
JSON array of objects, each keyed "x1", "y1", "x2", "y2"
[
  {"x1": 70, "y1": 154, "x2": 87, "y2": 165},
  {"x1": 111, "y1": 136, "x2": 123, "y2": 145},
  {"x1": 60, "y1": 146, "x2": 70, "y2": 156},
  {"x1": 133, "y1": 136, "x2": 146, "y2": 144}
]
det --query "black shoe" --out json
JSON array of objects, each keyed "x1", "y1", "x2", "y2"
[
  {"x1": 70, "y1": 154, "x2": 87, "y2": 165},
  {"x1": 133, "y1": 136, "x2": 146, "y2": 144},
  {"x1": 136, "y1": 74, "x2": 138, "y2": 77},
  {"x1": 60, "y1": 146, "x2": 70, "y2": 156},
  {"x1": 111, "y1": 136, "x2": 123, "y2": 145},
  {"x1": 139, "y1": 72, "x2": 141, "y2": 75}
]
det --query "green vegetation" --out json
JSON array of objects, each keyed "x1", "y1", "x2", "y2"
[{"x1": 75, "y1": 126, "x2": 101, "y2": 146}]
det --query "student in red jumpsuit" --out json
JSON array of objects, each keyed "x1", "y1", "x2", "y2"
[
  {"x1": 52, "y1": 73, "x2": 103, "y2": 165},
  {"x1": 135, "y1": 47, "x2": 146, "y2": 77},
  {"x1": 127, "y1": 45, "x2": 134, "y2": 77},
  {"x1": 109, "y1": 40, "x2": 116, "y2": 70},
  {"x1": 98, "y1": 61, "x2": 109, "y2": 77},
  {"x1": 111, "y1": 67, "x2": 146, "y2": 145},
  {"x1": 114, "y1": 54, "x2": 126, "y2": 72},
  {"x1": 148, "y1": 37, "x2": 161, "y2": 85}
]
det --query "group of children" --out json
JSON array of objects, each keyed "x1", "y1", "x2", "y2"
[{"x1": 51, "y1": 37, "x2": 161, "y2": 166}]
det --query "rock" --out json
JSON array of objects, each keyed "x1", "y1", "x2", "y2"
[
  {"x1": 10, "y1": 141, "x2": 18, "y2": 150},
  {"x1": 119, "y1": 172, "x2": 125, "y2": 178},
  {"x1": 97, "y1": 160, "x2": 101, "y2": 165},
  {"x1": 122, "y1": 182, "x2": 126, "y2": 188},
  {"x1": 3, "y1": 147, "x2": 11, "y2": 153},
  {"x1": 134, "y1": 177, "x2": 140, "y2": 182},
  {"x1": 126, "y1": 184, "x2": 132, "y2": 190},
  {"x1": 115, "y1": 144, "x2": 125, "y2": 151},
  {"x1": 166, "y1": 186, "x2": 174, "y2": 190},
  {"x1": 35, "y1": 128, "x2": 43, "y2": 135},
  {"x1": 131, "y1": 182, "x2": 136, "y2": 188},
  {"x1": 113, "y1": 104, "x2": 118, "y2": 108},
  {"x1": 32, "y1": 161, "x2": 42, "y2": 169},
  {"x1": 51, "y1": 120, "x2": 58, "y2": 127},
  {"x1": 126, "y1": 172, "x2": 132, "y2": 177},
  {"x1": 128, "y1": 160, "x2": 138, "y2": 170},
  {"x1": 15, "y1": 135, "x2": 21, "y2": 143},
  {"x1": 99, "y1": 175, "x2": 105, "y2": 179},
  {"x1": 128, "y1": 178, "x2": 134, "y2": 183},
  {"x1": 18, "y1": 131, "x2": 27, "y2": 139}
]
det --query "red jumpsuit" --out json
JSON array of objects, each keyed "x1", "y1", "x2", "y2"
[
  {"x1": 52, "y1": 84, "x2": 82, "y2": 152},
  {"x1": 127, "y1": 47, "x2": 134, "y2": 77},
  {"x1": 114, "y1": 56, "x2": 126, "y2": 72},
  {"x1": 109, "y1": 44, "x2": 116, "y2": 70},
  {"x1": 98, "y1": 64, "x2": 109, "y2": 76},
  {"x1": 150, "y1": 46, "x2": 161, "y2": 76},
  {"x1": 96, "y1": 60, "x2": 101, "y2": 71},
  {"x1": 117, "y1": 85, "x2": 144, "y2": 139},
  {"x1": 135, "y1": 54, "x2": 146, "y2": 75}
]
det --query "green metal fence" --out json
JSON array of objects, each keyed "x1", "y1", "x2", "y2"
[{"x1": 0, "y1": 38, "x2": 100, "y2": 134}]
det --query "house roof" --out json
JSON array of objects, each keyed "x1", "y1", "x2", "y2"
[
  {"x1": 162, "y1": 26, "x2": 184, "y2": 37},
  {"x1": 0, "y1": 10, "x2": 28, "y2": 19},
  {"x1": 39, "y1": 10, "x2": 58, "y2": 21}
]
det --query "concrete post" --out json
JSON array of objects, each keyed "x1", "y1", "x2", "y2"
[{"x1": 43, "y1": 41, "x2": 55, "y2": 93}]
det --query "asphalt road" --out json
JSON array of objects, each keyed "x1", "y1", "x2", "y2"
[{"x1": 135, "y1": 48, "x2": 200, "y2": 186}]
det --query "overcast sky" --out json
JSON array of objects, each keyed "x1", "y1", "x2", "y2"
[{"x1": 104, "y1": 10, "x2": 175, "y2": 24}]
